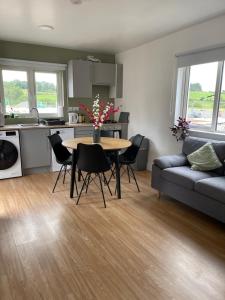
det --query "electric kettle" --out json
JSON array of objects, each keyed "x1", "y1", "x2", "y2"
[{"x1": 68, "y1": 112, "x2": 78, "y2": 124}]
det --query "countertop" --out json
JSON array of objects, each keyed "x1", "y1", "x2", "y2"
[{"x1": 0, "y1": 122, "x2": 125, "y2": 131}]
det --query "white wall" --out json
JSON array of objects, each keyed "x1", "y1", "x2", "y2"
[{"x1": 116, "y1": 14, "x2": 225, "y2": 170}]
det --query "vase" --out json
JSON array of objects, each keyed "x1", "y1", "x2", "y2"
[{"x1": 93, "y1": 128, "x2": 101, "y2": 143}]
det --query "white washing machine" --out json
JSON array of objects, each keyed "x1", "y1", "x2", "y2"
[
  {"x1": 0, "y1": 130, "x2": 22, "y2": 179},
  {"x1": 50, "y1": 128, "x2": 74, "y2": 172}
]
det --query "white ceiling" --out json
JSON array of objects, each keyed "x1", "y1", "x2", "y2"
[{"x1": 0, "y1": 0, "x2": 225, "y2": 54}]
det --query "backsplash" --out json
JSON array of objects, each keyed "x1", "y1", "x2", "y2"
[{"x1": 68, "y1": 85, "x2": 115, "y2": 122}]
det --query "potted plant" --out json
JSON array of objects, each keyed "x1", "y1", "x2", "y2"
[{"x1": 170, "y1": 117, "x2": 191, "y2": 141}]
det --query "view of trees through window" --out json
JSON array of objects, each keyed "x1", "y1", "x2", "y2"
[
  {"x1": 185, "y1": 61, "x2": 225, "y2": 131},
  {"x1": 2, "y1": 69, "x2": 58, "y2": 115},
  {"x1": 218, "y1": 69, "x2": 225, "y2": 132},
  {"x1": 186, "y1": 62, "x2": 218, "y2": 129},
  {"x1": 35, "y1": 72, "x2": 58, "y2": 114},
  {"x1": 2, "y1": 70, "x2": 29, "y2": 114}
]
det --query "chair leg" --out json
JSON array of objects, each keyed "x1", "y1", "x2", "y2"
[
  {"x1": 97, "y1": 174, "x2": 106, "y2": 208},
  {"x1": 76, "y1": 173, "x2": 89, "y2": 205},
  {"x1": 74, "y1": 166, "x2": 79, "y2": 196},
  {"x1": 63, "y1": 165, "x2": 67, "y2": 184},
  {"x1": 129, "y1": 165, "x2": 140, "y2": 192},
  {"x1": 52, "y1": 165, "x2": 64, "y2": 193},
  {"x1": 86, "y1": 174, "x2": 91, "y2": 193},
  {"x1": 78, "y1": 169, "x2": 82, "y2": 182},
  {"x1": 103, "y1": 172, "x2": 112, "y2": 196},
  {"x1": 80, "y1": 171, "x2": 85, "y2": 182},
  {"x1": 127, "y1": 165, "x2": 131, "y2": 183},
  {"x1": 107, "y1": 166, "x2": 115, "y2": 185}
]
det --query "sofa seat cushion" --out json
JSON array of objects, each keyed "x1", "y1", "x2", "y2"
[
  {"x1": 195, "y1": 177, "x2": 225, "y2": 204},
  {"x1": 162, "y1": 166, "x2": 216, "y2": 190}
]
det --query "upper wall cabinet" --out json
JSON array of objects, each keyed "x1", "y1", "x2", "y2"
[
  {"x1": 68, "y1": 60, "x2": 92, "y2": 98},
  {"x1": 92, "y1": 63, "x2": 115, "y2": 86},
  {"x1": 67, "y1": 60, "x2": 123, "y2": 99},
  {"x1": 109, "y1": 64, "x2": 123, "y2": 99}
]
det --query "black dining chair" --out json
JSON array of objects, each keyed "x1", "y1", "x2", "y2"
[
  {"x1": 119, "y1": 134, "x2": 144, "y2": 191},
  {"x1": 76, "y1": 143, "x2": 112, "y2": 208},
  {"x1": 108, "y1": 134, "x2": 144, "y2": 192},
  {"x1": 100, "y1": 130, "x2": 115, "y2": 137},
  {"x1": 48, "y1": 133, "x2": 78, "y2": 194},
  {"x1": 101, "y1": 129, "x2": 116, "y2": 158}
]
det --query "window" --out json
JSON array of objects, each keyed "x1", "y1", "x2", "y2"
[
  {"x1": 176, "y1": 60, "x2": 225, "y2": 133},
  {"x1": 35, "y1": 72, "x2": 58, "y2": 114},
  {"x1": 2, "y1": 70, "x2": 29, "y2": 114},
  {"x1": 0, "y1": 59, "x2": 66, "y2": 117},
  {"x1": 186, "y1": 62, "x2": 218, "y2": 129},
  {"x1": 218, "y1": 70, "x2": 225, "y2": 132}
]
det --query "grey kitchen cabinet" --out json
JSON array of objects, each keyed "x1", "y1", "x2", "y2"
[
  {"x1": 20, "y1": 129, "x2": 51, "y2": 169},
  {"x1": 109, "y1": 64, "x2": 123, "y2": 98},
  {"x1": 68, "y1": 60, "x2": 92, "y2": 98},
  {"x1": 74, "y1": 124, "x2": 127, "y2": 138},
  {"x1": 92, "y1": 63, "x2": 116, "y2": 86}
]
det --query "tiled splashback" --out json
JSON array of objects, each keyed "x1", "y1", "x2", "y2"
[{"x1": 68, "y1": 85, "x2": 115, "y2": 121}]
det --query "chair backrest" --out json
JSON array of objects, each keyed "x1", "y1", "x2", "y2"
[
  {"x1": 100, "y1": 130, "x2": 115, "y2": 138},
  {"x1": 118, "y1": 112, "x2": 129, "y2": 123},
  {"x1": 77, "y1": 143, "x2": 111, "y2": 173},
  {"x1": 123, "y1": 134, "x2": 144, "y2": 163},
  {"x1": 48, "y1": 133, "x2": 71, "y2": 164}
]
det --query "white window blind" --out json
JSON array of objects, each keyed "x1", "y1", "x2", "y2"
[{"x1": 176, "y1": 44, "x2": 225, "y2": 67}]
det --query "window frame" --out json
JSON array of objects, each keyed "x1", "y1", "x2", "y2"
[
  {"x1": 175, "y1": 60, "x2": 225, "y2": 133},
  {"x1": 0, "y1": 59, "x2": 66, "y2": 118}
]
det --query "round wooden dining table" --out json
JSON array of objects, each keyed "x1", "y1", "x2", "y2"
[{"x1": 62, "y1": 137, "x2": 131, "y2": 199}]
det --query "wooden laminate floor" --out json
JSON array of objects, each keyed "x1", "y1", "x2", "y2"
[{"x1": 0, "y1": 171, "x2": 225, "y2": 300}]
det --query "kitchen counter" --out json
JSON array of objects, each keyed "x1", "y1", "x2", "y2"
[
  {"x1": 0, "y1": 122, "x2": 126, "y2": 131},
  {"x1": 0, "y1": 121, "x2": 128, "y2": 176}
]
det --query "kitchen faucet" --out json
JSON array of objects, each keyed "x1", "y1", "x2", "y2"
[{"x1": 30, "y1": 107, "x2": 40, "y2": 124}]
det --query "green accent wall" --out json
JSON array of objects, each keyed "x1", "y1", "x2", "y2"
[
  {"x1": 0, "y1": 40, "x2": 115, "y2": 124},
  {"x1": 0, "y1": 40, "x2": 115, "y2": 64}
]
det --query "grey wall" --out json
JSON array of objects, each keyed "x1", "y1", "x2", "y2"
[{"x1": 116, "y1": 14, "x2": 225, "y2": 170}]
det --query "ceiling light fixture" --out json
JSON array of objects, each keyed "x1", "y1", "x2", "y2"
[
  {"x1": 38, "y1": 25, "x2": 54, "y2": 31},
  {"x1": 71, "y1": 0, "x2": 82, "y2": 4}
]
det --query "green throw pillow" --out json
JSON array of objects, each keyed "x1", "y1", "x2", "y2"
[{"x1": 187, "y1": 143, "x2": 222, "y2": 171}]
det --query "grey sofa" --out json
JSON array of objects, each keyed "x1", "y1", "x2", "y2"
[{"x1": 151, "y1": 137, "x2": 225, "y2": 223}]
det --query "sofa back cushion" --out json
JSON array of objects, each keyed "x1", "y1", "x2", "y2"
[{"x1": 182, "y1": 137, "x2": 225, "y2": 175}]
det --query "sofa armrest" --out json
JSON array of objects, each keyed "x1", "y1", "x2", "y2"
[{"x1": 153, "y1": 154, "x2": 188, "y2": 170}]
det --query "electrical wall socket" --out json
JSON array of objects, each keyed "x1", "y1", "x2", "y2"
[{"x1": 68, "y1": 106, "x2": 79, "y2": 112}]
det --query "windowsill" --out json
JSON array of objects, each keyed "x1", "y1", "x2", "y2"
[{"x1": 189, "y1": 129, "x2": 225, "y2": 140}]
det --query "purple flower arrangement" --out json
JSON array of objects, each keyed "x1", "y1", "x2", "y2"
[{"x1": 170, "y1": 117, "x2": 191, "y2": 141}]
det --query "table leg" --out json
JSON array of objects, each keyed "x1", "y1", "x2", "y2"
[
  {"x1": 114, "y1": 151, "x2": 121, "y2": 199},
  {"x1": 70, "y1": 149, "x2": 76, "y2": 198}
]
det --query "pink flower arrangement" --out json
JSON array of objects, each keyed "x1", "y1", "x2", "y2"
[{"x1": 79, "y1": 95, "x2": 119, "y2": 129}]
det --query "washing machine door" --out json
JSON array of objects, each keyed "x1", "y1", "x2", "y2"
[{"x1": 0, "y1": 140, "x2": 18, "y2": 170}]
